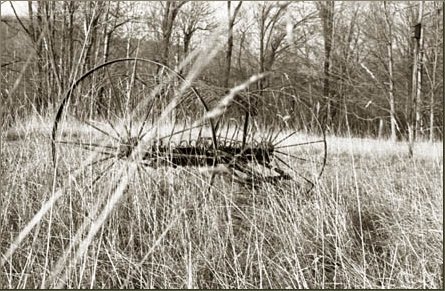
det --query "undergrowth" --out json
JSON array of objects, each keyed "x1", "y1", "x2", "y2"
[{"x1": 0, "y1": 123, "x2": 442, "y2": 288}]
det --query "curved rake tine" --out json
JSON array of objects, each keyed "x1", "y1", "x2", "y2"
[
  {"x1": 234, "y1": 125, "x2": 241, "y2": 143},
  {"x1": 274, "y1": 155, "x2": 314, "y2": 188},
  {"x1": 223, "y1": 122, "x2": 230, "y2": 147},
  {"x1": 275, "y1": 139, "x2": 325, "y2": 149},
  {"x1": 241, "y1": 111, "x2": 249, "y2": 149},
  {"x1": 182, "y1": 118, "x2": 188, "y2": 142},
  {"x1": 167, "y1": 118, "x2": 178, "y2": 145},
  {"x1": 230, "y1": 124, "x2": 239, "y2": 146},
  {"x1": 216, "y1": 122, "x2": 224, "y2": 143},
  {"x1": 197, "y1": 125, "x2": 203, "y2": 141},
  {"x1": 214, "y1": 115, "x2": 225, "y2": 134}
]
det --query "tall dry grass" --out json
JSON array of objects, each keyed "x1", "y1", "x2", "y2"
[{"x1": 0, "y1": 117, "x2": 442, "y2": 288}]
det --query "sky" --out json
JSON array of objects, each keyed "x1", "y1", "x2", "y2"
[
  {"x1": 1, "y1": 1, "x2": 29, "y2": 16},
  {"x1": 0, "y1": 1, "x2": 233, "y2": 18},
  {"x1": 0, "y1": 1, "x2": 252, "y2": 26}
]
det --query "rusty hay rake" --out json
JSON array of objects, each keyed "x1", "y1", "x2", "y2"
[{"x1": 51, "y1": 58, "x2": 327, "y2": 192}]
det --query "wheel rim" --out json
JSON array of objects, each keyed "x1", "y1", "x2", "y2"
[{"x1": 52, "y1": 58, "x2": 217, "y2": 188}]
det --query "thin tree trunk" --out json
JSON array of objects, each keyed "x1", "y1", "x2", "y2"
[
  {"x1": 408, "y1": 1, "x2": 424, "y2": 157},
  {"x1": 429, "y1": 2, "x2": 441, "y2": 142},
  {"x1": 102, "y1": 2, "x2": 111, "y2": 63},
  {"x1": 237, "y1": 29, "x2": 246, "y2": 78},
  {"x1": 415, "y1": 3, "x2": 425, "y2": 138},
  {"x1": 384, "y1": 2, "x2": 397, "y2": 142},
  {"x1": 318, "y1": 1, "x2": 334, "y2": 128},
  {"x1": 224, "y1": 1, "x2": 242, "y2": 88},
  {"x1": 160, "y1": 1, "x2": 187, "y2": 67}
]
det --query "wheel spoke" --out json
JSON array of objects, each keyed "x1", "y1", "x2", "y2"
[
  {"x1": 84, "y1": 155, "x2": 117, "y2": 170},
  {"x1": 88, "y1": 159, "x2": 118, "y2": 188},
  {"x1": 115, "y1": 79, "x2": 132, "y2": 138},
  {"x1": 105, "y1": 67, "x2": 126, "y2": 118},
  {"x1": 126, "y1": 58, "x2": 138, "y2": 108},
  {"x1": 274, "y1": 150, "x2": 326, "y2": 167},
  {"x1": 275, "y1": 139, "x2": 325, "y2": 149},
  {"x1": 269, "y1": 125, "x2": 285, "y2": 144},
  {"x1": 274, "y1": 155, "x2": 314, "y2": 187},
  {"x1": 94, "y1": 101, "x2": 124, "y2": 140},
  {"x1": 106, "y1": 68, "x2": 132, "y2": 137},
  {"x1": 274, "y1": 150, "x2": 312, "y2": 163},
  {"x1": 123, "y1": 84, "x2": 152, "y2": 138},
  {"x1": 137, "y1": 98, "x2": 156, "y2": 140},
  {"x1": 272, "y1": 131, "x2": 297, "y2": 147},
  {"x1": 155, "y1": 123, "x2": 209, "y2": 142},
  {"x1": 55, "y1": 139, "x2": 117, "y2": 152},
  {"x1": 60, "y1": 155, "x2": 116, "y2": 178},
  {"x1": 83, "y1": 119, "x2": 120, "y2": 142}
]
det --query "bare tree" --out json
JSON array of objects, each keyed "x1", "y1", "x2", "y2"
[
  {"x1": 101, "y1": 2, "x2": 132, "y2": 63},
  {"x1": 159, "y1": 1, "x2": 187, "y2": 66},
  {"x1": 317, "y1": 1, "x2": 335, "y2": 127},
  {"x1": 383, "y1": 1, "x2": 397, "y2": 141},
  {"x1": 176, "y1": 1, "x2": 215, "y2": 73},
  {"x1": 223, "y1": 1, "x2": 242, "y2": 88},
  {"x1": 256, "y1": 1, "x2": 290, "y2": 91},
  {"x1": 409, "y1": 1, "x2": 424, "y2": 157},
  {"x1": 427, "y1": 2, "x2": 443, "y2": 142},
  {"x1": 332, "y1": 2, "x2": 360, "y2": 134}
]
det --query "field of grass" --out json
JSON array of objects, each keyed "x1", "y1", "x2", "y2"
[{"x1": 0, "y1": 119, "x2": 442, "y2": 288}]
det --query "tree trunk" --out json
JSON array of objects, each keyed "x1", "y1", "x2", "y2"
[
  {"x1": 384, "y1": 2, "x2": 397, "y2": 142},
  {"x1": 318, "y1": 1, "x2": 334, "y2": 128},
  {"x1": 429, "y1": 2, "x2": 441, "y2": 142},
  {"x1": 408, "y1": 1, "x2": 424, "y2": 157},
  {"x1": 160, "y1": 1, "x2": 187, "y2": 67},
  {"x1": 224, "y1": 1, "x2": 242, "y2": 88},
  {"x1": 415, "y1": 3, "x2": 425, "y2": 138}
]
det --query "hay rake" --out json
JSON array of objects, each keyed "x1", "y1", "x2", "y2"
[{"x1": 51, "y1": 58, "x2": 327, "y2": 192}]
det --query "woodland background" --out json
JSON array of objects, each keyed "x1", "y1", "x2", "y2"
[{"x1": 1, "y1": 1, "x2": 443, "y2": 140}]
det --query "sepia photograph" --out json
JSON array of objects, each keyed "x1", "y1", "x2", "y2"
[{"x1": 0, "y1": 1, "x2": 443, "y2": 288}]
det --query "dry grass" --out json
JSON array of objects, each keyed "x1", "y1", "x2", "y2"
[{"x1": 0, "y1": 118, "x2": 442, "y2": 289}]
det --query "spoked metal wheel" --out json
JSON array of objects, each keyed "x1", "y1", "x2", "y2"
[
  {"x1": 51, "y1": 58, "x2": 217, "y2": 190},
  {"x1": 206, "y1": 87, "x2": 327, "y2": 192}
]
